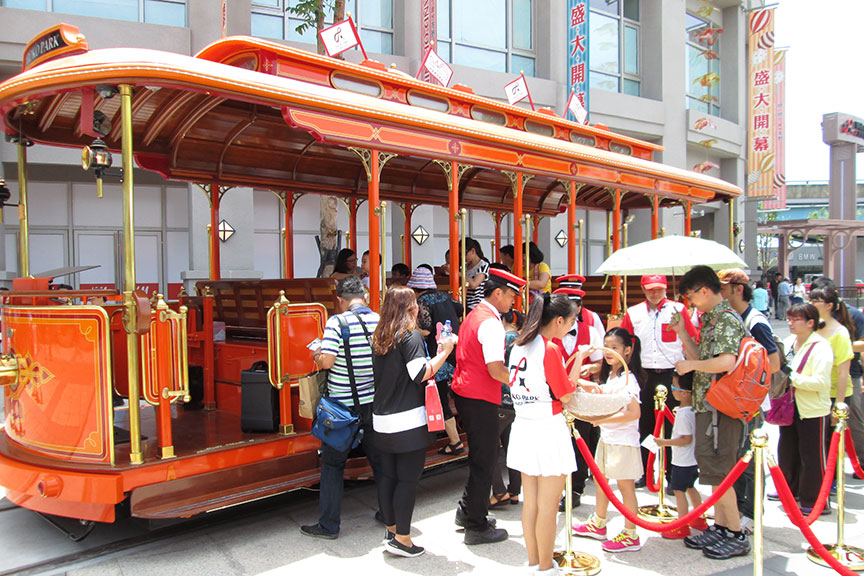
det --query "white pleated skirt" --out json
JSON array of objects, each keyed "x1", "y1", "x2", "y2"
[{"x1": 507, "y1": 412, "x2": 578, "y2": 477}]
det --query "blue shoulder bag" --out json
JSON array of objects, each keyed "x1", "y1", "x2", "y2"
[{"x1": 311, "y1": 313, "x2": 368, "y2": 452}]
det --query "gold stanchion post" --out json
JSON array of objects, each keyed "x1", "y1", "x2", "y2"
[
  {"x1": 638, "y1": 385, "x2": 677, "y2": 521},
  {"x1": 459, "y1": 208, "x2": 467, "y2": 318},
  {"x1": 555, "y1": 416, "x2": 602, "y2": 575},
  {"x1": 807, "y1": 402, "x2": 864, "y2": 569},
  {"x1": 750, "y1": 428, "x2": 769, "y2": 576}
]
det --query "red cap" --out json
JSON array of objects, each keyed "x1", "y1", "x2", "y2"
[
  {"x1": 556, "y1": 274, "x2": 586, "y2": 289},
  {"x1": 641, "y1": 274, "x2": 667, "y2": 290},
  {"x1": 488, "y1": 267, "x2": 527, "y2": 292},
  {"x1": 553, "y1": 287, "x2": 585, "y2": 302}
]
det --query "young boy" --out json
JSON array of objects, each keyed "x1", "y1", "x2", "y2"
[{"x1": 653, "y1": 375, "x2": 709, "y2": 539}]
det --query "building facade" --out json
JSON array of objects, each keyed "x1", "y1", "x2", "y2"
[{"x1": 0, "y1": 0, "x2": 755, "y2": 292}]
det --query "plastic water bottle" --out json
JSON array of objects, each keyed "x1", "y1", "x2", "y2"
[{"x1": 441, "y1": 320, "x2": 453, "y2": 340}]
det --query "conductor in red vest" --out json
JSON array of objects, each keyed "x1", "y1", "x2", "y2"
[
  {"x1": 451, "y1": 267, "x2": 527, "y2": 545},
  {"x1": 620, "y1": 274, "x2": 698, "y2": 484}
]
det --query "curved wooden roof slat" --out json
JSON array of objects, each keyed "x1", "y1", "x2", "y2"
[
  {"x1": 291, "y1": 138, "x2": 320, "y2": 180},
  {"x1": 169, "y1": 95, "x2": 226, "y2": 168},
  {"x1": 110, "y1": 87, "x2": 156, "y2": 143},
  {"x1": 143, "y1": 91, "x2": 197, "y2": 147},
  {"x1": 37, "y1": 92, "x2": 70, "y2": 134},
  {"x1": 410, "y1": 159, "x2": 437, "y2": 193},
  {"x1": 217, "y1": 109, "x2": 258, "y2": 179},
  {"x1": 538, "y1": 180, "x2": 565, "y2": 213}
]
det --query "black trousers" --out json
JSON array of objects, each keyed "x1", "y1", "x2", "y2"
[
  {"x1": 779, "y1": 409, "x2": 827, "y2": 509},
  {"x1": 639, "y1": 368, "x2": 677, "y2": 477},
  {"x1": 454, "y1": 393, "x2": 500, "y2": 530},
  {"x1": 734, "y1": 416, "x2": 764, "y2": 520},
  {"x1": 491, "y1": 408, "x2": 522, "y2": 497},
  {"x1": 376, "y1": 448, "x2": 426, "y2": 535},
  {"x1": 570, "y1": 417, "x2": 600, "y2": 494}
]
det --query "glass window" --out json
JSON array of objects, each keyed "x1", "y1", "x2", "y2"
[
  {"x1": 4, "y1": 0, "x2": 185, "y2": 26},
  {"x1": 253, "y1": 0, "x2": 394, "y2": 55},
  {"x1": 144, "y1": 0, "x2": 185, "y2": 26},
  {"x1": 686, "y1": 12, "x2": 720, "y2": 116},
  {"x1": 438, "y1": 0, "x2": 535, "y2": 76},
  {"x1": 54, "y1": 0, "x2": 138, "y2": 21},
  {"x1": 589, "y1": 0, "x2": 640, "y2": 96}
]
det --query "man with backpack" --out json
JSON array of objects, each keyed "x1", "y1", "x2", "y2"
[
  {"x1": 717, "y1": 269, "x2": 781, "y2": 533},
  {"x1": 671, "y1": 265, "x2": 749, "y2": 560}
]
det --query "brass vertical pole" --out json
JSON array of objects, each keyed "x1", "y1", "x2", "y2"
[
  {"x1": 16, "y1": 140, "x2": 30, "y2": 277},
  {"x1": 728, "y1": 199, "x2": 735, "y2": 250},
  {"x1": 377, "y1": 201, "x2": 388, "y2": 307},
  {"x1": 751, "y1": 429, "x2": 769, "y2": 576},
  {"x1": 120, "y1": 84, "x2": 143, "y2": 465},
  {"x1": 807, "y1": 403, "x2": 864, "y2": 568},
  {"x1": 577, "y1": 219, "x2": 584, "y2": 276},
  {"x1": 638, "y1": 385, "x2": 677, "y2": 520},
  {"x1": 554, "y1": 417, "x2": 602, "y2": 575},
  {"x1": 524, "y1": 215, "x2": 531, "y2": 314},
  {"x1": 460, "y1": 208, "x2": 467, "y2": 318}
]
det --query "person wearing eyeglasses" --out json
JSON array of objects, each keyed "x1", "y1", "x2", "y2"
[
  {"x1": 777, "y1": 303, "x2": 833, "y2": 516},
  {"x1": 669, "y1": 265, "x2": 749, "y2": 560}
]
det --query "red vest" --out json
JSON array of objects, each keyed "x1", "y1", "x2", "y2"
[
  {"x1": 452, "y1": 301, "x2": 503, "y2": 405},
  {"x1": 554, "y1": 310, "x2": 594, "y2": 373}
]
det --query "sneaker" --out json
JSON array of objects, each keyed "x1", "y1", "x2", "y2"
[
  {"x1": 739, "y1": 516, "x2": 754, "y2": 536},
  {"x1": 572, "y1": 517, "x2": 608, "y2": 541},
  {"x1": 800, "y1": 504, "x2": 831, "y2": 516},
  {"x1": 536, "y1": 567, "x2": 560, "y2": 575},
  {"x1": 464, "y1": 525, "x2": 509, "y2": 545},
  {"x1": 634, "y1": 477, "x2": 647, "y2": 489},
  {"x1": 661, "y1": 525, "x2": 691, "y2": 539},
  {"x1": 382, "y1": 529, "x2": 395, "y2": 544},
  {"x1": 684, "y1": 524, "x2": 725, "y2": 550},
  {"x1": 385, "y1": 538, "x2": 425, "y2": 558},
  {"x1": 601, "y1": 531, "x2": 642, "y2": 553},
  {"x1": 558, "y1": 493, "x2": 582, "y2": 511},
  {"x1": 689, "y1": 516, "x2": 709, "y2": 532},
  {"x1": 665, "y1": 485, "x2": 675, "y2": 497},
  {"x1": 455, "y1": 507, "x2": 496, "y2": 529},
  {"x1": 702, "y1": 532, "x2": 750, "y2": 560},
  {"x1": 299, "y1": 523, "x2": 338, "y2": 540},
  {"x1": 766, "y1": 492, "x2": 780, "y2": 501}
]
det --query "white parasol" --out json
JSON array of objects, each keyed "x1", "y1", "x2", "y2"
[{"x1": 594, "y1": 235, "x2": 747, "y2": 276}]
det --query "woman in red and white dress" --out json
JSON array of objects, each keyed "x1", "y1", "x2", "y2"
[{"x1": 507, "y1": 293, "x2": 591, "y2": 575}]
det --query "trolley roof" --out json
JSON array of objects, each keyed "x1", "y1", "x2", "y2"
[{"x1": 0, "y1": 33, "x2": 741, "y2": 216}]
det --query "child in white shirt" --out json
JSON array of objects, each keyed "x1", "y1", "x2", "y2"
[
  {"x1": 654, "y1": 376, "x2": 707, "y2": 539},
  {"x1": 571, "y1": 327, "x2": 643, "y2": 553}
]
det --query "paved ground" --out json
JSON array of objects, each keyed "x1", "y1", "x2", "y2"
[{"x1": 6, "y1": 317, "x2": 864, "y2": 575}]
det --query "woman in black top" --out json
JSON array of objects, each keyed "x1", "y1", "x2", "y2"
[{"x1": 372, "y1": 285, "x2": 456, "y2": 558}]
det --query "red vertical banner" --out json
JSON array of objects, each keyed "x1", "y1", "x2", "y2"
[
  {"x1": 420, "y1": 0, "x2": 437, "y2": 83},
  {"x1": 747, "y1": 8, "x2": 776, "y2": 198},
  {"x1": 762, "y1": 49, "x2": 787, "y2": 210},
  {"x1": 220, "y1": 0, "x2": 227, "y2": 39}
]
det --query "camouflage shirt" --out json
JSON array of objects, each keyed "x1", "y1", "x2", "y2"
[{"x1": 693, "y1": 300, "x2": 747, "y2": 413}]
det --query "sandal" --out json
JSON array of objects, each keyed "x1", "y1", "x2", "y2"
[
  {"x1": 489, "y1": 493, "x2": 511, "y2": 508},
  {"x1": 438, "y1": 441, "x2": 465, "y2": 456}
]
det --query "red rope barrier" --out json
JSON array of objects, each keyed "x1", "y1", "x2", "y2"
[
  {"x1": 844, "y1": 429, "x2": 864, "y2": 480},
  {"x1": 800, "y1": 430, "x2": 840, "y2": 525},
  {"x1": 768, "y1": 464, "x2": 858, "y2": 576},
  {"x1": 575, "y1": 436, "x2": 749, "y2": 532},
  {"x1": 664, "y1": 405, "x2": 675, "y2": 424},
  {"x1": 645, "y1": 408, "x2": 667, "y2": 493}
]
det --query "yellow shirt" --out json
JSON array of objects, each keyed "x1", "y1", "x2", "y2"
[
  {"x1": 530, "y1": 262, "x2": 552, "y2": 294},
  {"x1": 823, "y1": 326, "x2": 854, "y2": 398}
]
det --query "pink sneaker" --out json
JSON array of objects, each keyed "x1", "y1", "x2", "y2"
[
  {"x1": 572, "y1": 518, "x2": 608, "y2": 541},
  {"x1": 601, "y1": 531, "x2": 642, "y2": 553}
]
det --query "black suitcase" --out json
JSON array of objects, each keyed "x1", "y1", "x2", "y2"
[{"x1": 241, "y1": 361, "x2": 279, "y2": 432}]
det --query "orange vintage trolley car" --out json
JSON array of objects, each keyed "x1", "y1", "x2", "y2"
[{"x1": 0, "y1": 24, "x2": 741, "y2": 524}]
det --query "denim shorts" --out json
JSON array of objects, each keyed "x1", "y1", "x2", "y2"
[{"x1": 669, "y1": 464, "x2": 699, "y2": 492}]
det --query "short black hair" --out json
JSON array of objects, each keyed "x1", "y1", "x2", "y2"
[
  {"x1": 392, "y1": 263, "x2": 410, "y2": 277},
  {"x1": 500, "y1": 245, "x2": 514, "y2": 258},
  {"x1": 740, "y1": 282, "x2": 753, "y2": 302},
  {"x1": 811, "y1": 276, "x2": 835, "y2": 290},
  {"x1": 337, "y1": 276, "x2": 365, "y2": 298},
  {"x1": 679, "y1": 265, "x2": 721, "y2": 295}
]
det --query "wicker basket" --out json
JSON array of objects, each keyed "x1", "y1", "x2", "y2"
[{"x1": 565, "y1": 346, "x2": 630, "y2": 420}]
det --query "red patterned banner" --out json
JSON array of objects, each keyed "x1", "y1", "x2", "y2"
[
  {"x1": 747, "y1": 8, "x2": 776, "y2": 198},
  {"x1": 762, "y1": 49, "x2": 787, "y2": 210}
]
